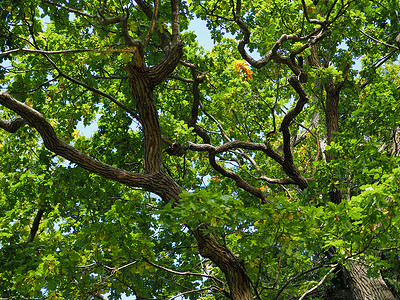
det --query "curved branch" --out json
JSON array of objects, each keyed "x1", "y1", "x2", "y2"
[
  {"x1": 298, "y1": 264, "x2": 338, "y2": 300},
  {"x1": 209, "y1": 151, "x2": 268, "y2": 202},
  {"x1": 42, "y1": 53, "x2": 137, "y2": 118},
  {"x1": 0, "y1": 116, "x2": 27, "y2": 133},
  {"x1": 0, "y1": 92, "x2": 181, "y2": 200},
  {"x1": 188, "y1": 141, "x2": 282, "y2": 202},
  {"x1": 168, "y1": 286, "x2": 217, "y2": 300},
  {"x1": 41, "y1": 0, "x2": 96, "y2": 18},
  {"x1": 143, "y1": 258, "x2": 225, "y2": 286},
  {"x1": 235, "y1": 0, "x2": 330, "y2": 81},
  {"x1": 279, "y1": 75, "x2": 310, "y2": 189},
  {"x1": 148, "y1": 42, "x2": 184, "y2": 86}
]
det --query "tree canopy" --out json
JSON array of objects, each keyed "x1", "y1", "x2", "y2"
[{"x1": 1, "y1": 0, "x2": 400, "y2": 299}]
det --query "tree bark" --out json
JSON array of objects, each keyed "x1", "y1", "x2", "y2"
[
  {"x1": 126, "y1": 44, "x2": 255, "y2": 299},
  {"x1": 324, "y1": 81, "x2": 396, "y2": 300},
  {"x1": 344, "y1": 262, "x2": 397, "y2": 300},
  {"x1": 192, "y1": 226, "x2": 254, "y2": 300}
]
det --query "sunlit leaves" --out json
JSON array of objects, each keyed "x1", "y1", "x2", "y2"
[{"x1": 233, "y1": 59, "x2": 253, "y2": 80}]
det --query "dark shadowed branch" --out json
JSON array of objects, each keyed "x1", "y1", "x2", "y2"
[
  {"x1": 27, "y1": 209, "x2": 45, "y2": 243},
  {"x1": 0, "y1": 116, "x2": 27, "y2": 133}
]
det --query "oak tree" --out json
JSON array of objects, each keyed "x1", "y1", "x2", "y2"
[{"x1": 1, "y1": 0, "x2": 400, "y2": 299}]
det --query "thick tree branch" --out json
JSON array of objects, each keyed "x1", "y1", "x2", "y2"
[
  {"x1": 125, "y1": 43, "x2": 183, "y2": 173},
  {"x1": 27, "y1": 209, "x2": 45, "y2": 243},
  {"x1": 0, "y1": 116, "x2": 27, "y2": 133},
  {"x1": 148, "y1": 42, "x2": 184, "y2": 86},
  {"x1": 279, "y1": 75, "x2": 310, "y2": 189},
  {"x1": 187, "y1": 67, "x2": 206, "y2": 128},
  {"x1": 0, "y1": 92, "x2": 180, "y2": 200},
  {"x1": 192, "y1": 225, "x2": 253, "y2": 300},
  {"x1": 171, "y1": 0, "x2": 181, "y2": 46}
]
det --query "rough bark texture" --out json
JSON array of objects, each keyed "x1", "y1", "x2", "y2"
[
  {"x1": 344, "y1": 262, "x2": 397, "y2": 300},
  {"x1": 124, "y1": 43, "x2": 184, "y2": 201},
  {"x1": 325, "y1": 80, "x2": 340, "y2": 147},
  {"x1": 126, "y1": 43, "x2": 255, "y2": 299},
  {"x1": 126, "y1": 63, "x2": 163, "y2": 173},
  {"x1": 192, "y1": 226, "x2": 254, "y2": 300}
]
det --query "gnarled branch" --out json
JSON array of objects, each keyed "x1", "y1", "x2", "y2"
[
  {"x1": 279, "y1": 75, "x2": 310, "y2": 189},
  {"x1": 0, "y1": 92, "x2": 180, "y2": 200},
  {"x1": 0, "y1": 116, "x2": 27, "y2": 133}
]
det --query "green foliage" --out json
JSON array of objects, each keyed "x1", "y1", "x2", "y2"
[{"x1": 1, "y1": 0, "x2": 400, "y2": 299}]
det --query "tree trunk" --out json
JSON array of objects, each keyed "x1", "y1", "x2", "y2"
[
  {"x1": 126, "y1": 47, "x2": 254, "y2": 299},
  {"x1": 193, "y1": 226, "x2": 254, "y2": 300},
  {"x1": 324, "y1": 82, "x2": 396, "y2": 300},
  {"x1": 325, "y1": 81, "x2": 342, "y2": 204},
  {"x1": 344, "y1": 262, "x2": 397, "y2": 300}
]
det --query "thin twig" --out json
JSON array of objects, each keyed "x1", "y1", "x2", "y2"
[
  {"x1": 143, "y1": 0, "x2": 159, "y2": 46},
  {"x1": 143, "y1": 258, "x2": 225, "y2": 285},
  {"x1": 42, "y1": 0, "x2": 96, "y2": 18},
  {"x1": 298, "y1": 264, "x2": 338, "y2": 300},
  {"x1": 41, "y1": 53, "x2": 137, "y2": 118},
  {"x1": 13, "y1": 75, "x2": 60, "y2": 94},
  {"x1": 168, "y1": 286, "x2": 215, "y2": 300},
  {"x1": 358, "y1": 28, "x2": 399, "y2": 49},
  {"x1": 0, "y1": 47, "x2": 137, "y2": 57},
  {"x1": 274, "y1": 264, "x2": 326, "y2": 300}
]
